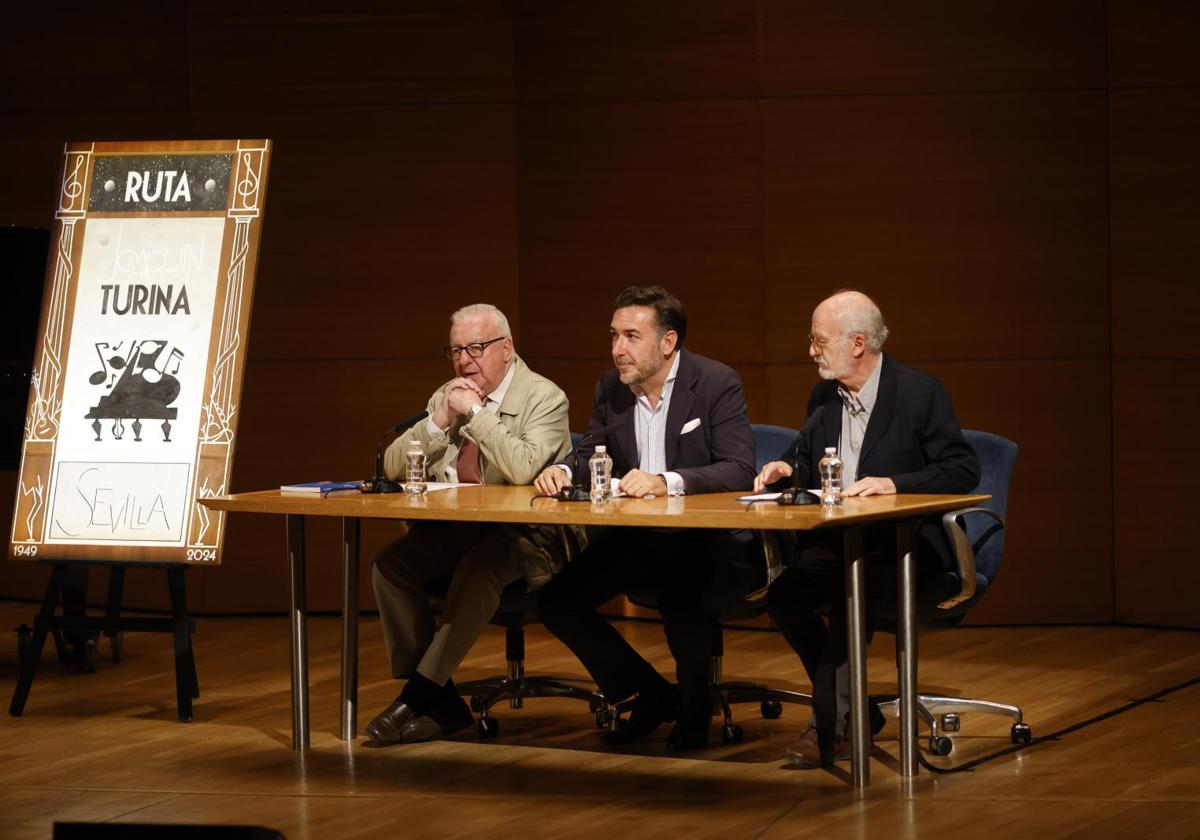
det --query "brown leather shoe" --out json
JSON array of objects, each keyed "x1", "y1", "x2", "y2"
[
  {"x1": 396, "y1": 714, "x2": 466, "y2": 743},
  {"x1": 365, "y1": 698, "x2": 418, "y2": 745},
  {"x1": 398, "y1": 696, "x2": 474, "y2": 743},
  {"x1": 784, "y1": 725, "x2": 852, "y2": 769}
]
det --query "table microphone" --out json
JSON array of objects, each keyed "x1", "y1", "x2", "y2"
[
  {"x1": 777, "y1": 431, "x2": 820, "y2": 506},
  {"x1": 555, "y1": 423, "x2": 621, "y2": 501},
  {"x1": 362, "y1": 410, "x2": 430, "y2": 494}
]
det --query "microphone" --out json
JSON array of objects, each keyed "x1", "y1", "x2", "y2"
[
  {"x1": 362, "y1": 410, "x2": 430, "y2": 494},
  {"x1": 555, "y1": 422, "x2": 621, "y2": 501},
  {"x1": 777, "y1": 430, "x2": 820, "y2": 506}
]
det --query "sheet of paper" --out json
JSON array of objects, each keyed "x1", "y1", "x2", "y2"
[{"x1": 419, "y1": 481, "x2": 479, "y2": 493}]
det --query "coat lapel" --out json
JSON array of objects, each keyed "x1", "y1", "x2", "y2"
[
  {"x1": 481, "y1": 356, "x2": 528, "y2": 484},
  {"x1": 857, "y1": 353, "x2": 895, "y2": 470},
  {"x1": 663, "y1": 350, "x2": 696, "y2": 469},
  {"x1": 614, "y1": 388, "x2": 639, "y2": 474}
]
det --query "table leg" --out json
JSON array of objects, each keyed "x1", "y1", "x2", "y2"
[
  {"x1": 897, "y1": 525, "x2": 919, "y2": 777},
  {"x1": 340, "y1": 516, "x2": 361, "y2": 741},
  {"x1": 286, "y1": 514, "x2": 310, "y2": 751},
  {"x1": 844, "y1": 526, "x2": 870, "y2": 790}
]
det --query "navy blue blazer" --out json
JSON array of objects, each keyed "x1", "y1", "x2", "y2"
[
  {"x1": 775, "y1": 353, "x2": 979, "y2": 494},
  {"x1": 564, "y1": 349, "x2": 756, "y2": 494}
]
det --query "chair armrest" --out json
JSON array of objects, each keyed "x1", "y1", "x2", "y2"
[
  {"x1": 937, "y1": 507, "x2": 1005, "y2": 610},
  {"x1": 744, "y1": 531, "x2": 785, "y2": 602}
]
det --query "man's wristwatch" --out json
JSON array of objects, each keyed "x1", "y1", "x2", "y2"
[{"x1": 468, "y1": 403, "x2": 484, "y2": 420}]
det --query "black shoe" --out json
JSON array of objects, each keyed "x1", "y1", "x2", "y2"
[
  {"x1": 870, "y1": 698, "x2": 886, "y2": 736},
  {"x1": 601, "y1": 691, "x2": 679, "y2": 746},
  {"x1": 365, "y1": 697, "x2": 419, "y2": 745},
  {"x1": 665, "y1": 719, "x2": 709, "y2": 752}
]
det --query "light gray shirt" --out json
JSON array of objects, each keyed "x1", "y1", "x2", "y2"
[
  {"x1": 836, "y1": 354, "x2": 882, "y2": 487},
  {"x1": 632, "y1": 351, "x2": 684, "y2": 495}
]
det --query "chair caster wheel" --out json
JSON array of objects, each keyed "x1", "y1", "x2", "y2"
[
  {"x1": 594, "y1": 709, "x2": 613, "y2": 729},
  {"x1": 940, "y1": 712, "x2": 960, "y2": 732},
  {"x1": 720, "y1": 724, "x2": 743, "y2": 745},
  {"x1": 930, "y1": 735, "x2": 953, "y2": 756},
  {"x1": 1011, "y1": 722, "x2": 1032, "y2": 744},
  {"x1": 477, "y1": 716, "x2": 500, "y2": 738},
  {"x1": 760, "y1": 700, "x2": 783, "y2": 720}
]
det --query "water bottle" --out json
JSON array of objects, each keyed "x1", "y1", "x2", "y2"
[
  {"x1": 589, "y1": 445, "x2": 613, "y2": 503},
  {"x1": 819, "y1": 446, "x2": 843, "y2": 508},
  {"x1": 404, "y1": 439, "x2": 427, "y2": 496}
]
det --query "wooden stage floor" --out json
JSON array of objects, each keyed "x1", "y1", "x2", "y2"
[{"x1": 1, "y1": 600, "x2": 1198, "y2": 839}]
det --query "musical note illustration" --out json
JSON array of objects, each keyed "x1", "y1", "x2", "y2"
[{"x1": 86, "y1": 339, "x2": 184, "y2": 442}]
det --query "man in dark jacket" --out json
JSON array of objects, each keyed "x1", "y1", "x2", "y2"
[
  {"x1": 534, "y1": 286, "x2": 758, "y2": 751},
  {"x1": 754, "y1": 289, "x2": 979, "y2": 767}
]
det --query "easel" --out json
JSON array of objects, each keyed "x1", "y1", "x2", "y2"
[{"x1": 10, "y1": 560, "x2": 200, "y2": 722}]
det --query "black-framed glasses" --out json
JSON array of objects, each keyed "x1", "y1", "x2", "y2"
[{"x1": 444, "y1": 336, "x2": 506, "y2": 360}]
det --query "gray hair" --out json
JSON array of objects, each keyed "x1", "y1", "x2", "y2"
[
  {"x1": 450, "y1": 303, "x2": 512, "y2": 338},
  {"x1": 830, "y1": 289, "x2": 889, "y2": 352}
]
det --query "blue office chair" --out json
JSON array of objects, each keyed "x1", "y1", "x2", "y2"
[{"x1": 875, "y1": 429, "x2": 1028, "y2": 754}]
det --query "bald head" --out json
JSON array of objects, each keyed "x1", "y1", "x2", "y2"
[
  {"x1": 809, "y1": 290, "x2": 888, "y2": 390},
  {"x1": 813, "y1": 291, "x2": 889, "y2": 353}
]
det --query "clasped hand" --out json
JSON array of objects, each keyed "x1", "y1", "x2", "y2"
[{"x1": 433, "y1": 379, "x2": 485, "y2": 428}]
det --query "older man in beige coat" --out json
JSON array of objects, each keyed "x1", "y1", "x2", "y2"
[{"x1": 367, "y1": 303, "x2": 579, "y2": 745}]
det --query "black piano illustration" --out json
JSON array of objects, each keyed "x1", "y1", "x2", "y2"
[{"x1": 86, "y1": 339, "x2": 184, "y2": 442}]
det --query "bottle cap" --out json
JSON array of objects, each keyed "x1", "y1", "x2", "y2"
[{"x1": 595, "y1": 445, "x2": 607, "y2": 453}]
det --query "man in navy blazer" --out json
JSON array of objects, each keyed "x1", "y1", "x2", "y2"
[
  {"x1": 534, "y1": 285, "x2": 758, "y2": 751},
  {"x1": 755, "y1": 289, "x2": 980, "y2": 768}
]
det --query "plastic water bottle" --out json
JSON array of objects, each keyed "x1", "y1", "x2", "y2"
[
  {"x1": 404, "y1": 439, "x2": 427, "y2": 496},
  {"x1": 819, "y1": 446, "x2": 843, "y2": 508},
  {"x1": 589, "y1": 445, "x2": 613, "y2": 503}
]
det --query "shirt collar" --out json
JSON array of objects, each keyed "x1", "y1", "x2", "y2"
[
  {"x1": 838, "y1": 354, "x2": 882, "y2": 417},
  {"x1": 631, "y1": 350, "x2": 681, "y2": 401},
  {"x1": 487, "y1": 360, "x2": 517, "y2": 407}
]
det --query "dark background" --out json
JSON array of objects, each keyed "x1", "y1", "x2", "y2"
[{"x1": 1, "y1": 1, "x2": 1196, "y2": 628}]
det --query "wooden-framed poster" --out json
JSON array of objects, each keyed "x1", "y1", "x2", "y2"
[{"x1": 9, "y1": 139, "x2": 271, "y2": 565}]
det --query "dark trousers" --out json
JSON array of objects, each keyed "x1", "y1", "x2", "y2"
[
  {"x1": 537, "y1": 527, "x2": 758, "y2": 726},
  {"x1": 766, "y1": 525, "x2": 950, "y2": 741}
]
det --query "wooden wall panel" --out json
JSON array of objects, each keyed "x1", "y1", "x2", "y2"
[
  {"x1": 1113, "y1": 360, "x2": 1200, "y2": 628},
  {"x1": 189, "y1": 104, "x2": 519, "y2": 362},
  {"x1": 1109, "y1": 88, "x2": 1200, "y2": 360},
  {"x1": 187, "y1": 0, "x2": 514, "y2": 108},
  {"x1": 1109, "y1": 0, "x2": 1200, "y2": 88},
  {"x1": 0, "y1": 111, "x2": 192, "y2": 227},
  {"x1": 764, "y1": 92, "x2": 1109, "y2": 364},
  {"x1": 4, "y1": 3, "x2": 189, "y2": 113},
  {"x1": 516, "y1": 100, "x2": 765, "y2": 368},
  {"x1": 760, "y1": 1, "x2": 1106, "y2": 97},
  {"x1": 513, "y1": 0, "x2": 759, "y2": 101},
  {"x1": 767, "y1": 359, "x2": 1114, "y2": 625},
  {"x1": 1109, "y1": 85, "x2": 1200, "y2": 629}
]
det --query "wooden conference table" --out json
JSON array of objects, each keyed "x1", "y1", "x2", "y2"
[{"x1": 202, "y1": 486, "x2": 987, "y2": 790}]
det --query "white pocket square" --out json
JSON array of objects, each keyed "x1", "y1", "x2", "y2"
[{"x1": 680, "y1": 418, "x2": 702, "y2": 435}]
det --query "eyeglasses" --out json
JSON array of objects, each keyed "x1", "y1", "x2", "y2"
[
  {"x1": 444, "y1": 336, "x2": 506, "y2": 360},
  {"x1": 807, "y1": 333, "x2": 853, "y2": 352}
]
